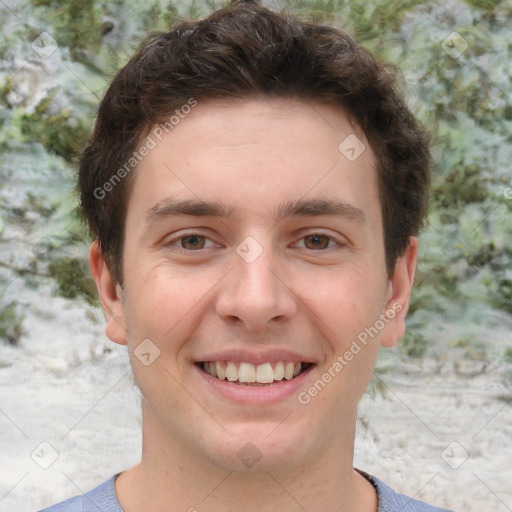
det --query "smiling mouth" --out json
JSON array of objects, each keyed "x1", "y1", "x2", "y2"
[{"x1": 198, "y1": 361, "x2": 314, "y2": 386}]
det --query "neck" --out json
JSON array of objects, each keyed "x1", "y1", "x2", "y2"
[{"x1": 115, "y1": 401, "x2": 377, "y2": 512}]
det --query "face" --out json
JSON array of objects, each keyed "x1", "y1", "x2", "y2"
[{"x1": 91, "y1": 97, "x2": 417, "y2": 473}]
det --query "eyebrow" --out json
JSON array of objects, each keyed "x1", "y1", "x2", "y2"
[{"x1": 145, "y1": 198, "x2": 368, "y2": 225}]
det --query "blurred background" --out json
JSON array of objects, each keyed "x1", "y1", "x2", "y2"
[{"x1": 1, "y1": 0, "x2": 511, "y2": 511}]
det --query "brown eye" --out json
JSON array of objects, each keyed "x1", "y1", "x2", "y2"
[
  {"x1": 180, "y1": 235, "x2": 206, "y2": 250},
  {"x1": 303, "y1": 234, "x2": 331, "y2": 250}
]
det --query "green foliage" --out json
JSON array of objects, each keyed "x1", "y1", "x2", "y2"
[
  {"x1": 18, "y1": 91, "x2": 91, "y2": 163},
  {"x1": 431, "y1": 164, "x2": 489, "y2": 209},
  {"x1": 0, "y1": 0, "x2": 511, "y2": 364},
  {"x1": 400, "y1": 330, "x2": 429, "y2": 358},
  {"x1": 48, "y1": 256, "x2": 98, "y2": 305},
  {"x1": 28, "y1": 0, "x2": 103, "y2": 62},
  {"x1": 0, "y1": 303, "x2": 24, "y2": 345}
]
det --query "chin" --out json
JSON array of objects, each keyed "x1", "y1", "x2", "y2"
[{"x1": 200, "y1": 423, "x2": 311, "y2": 473}]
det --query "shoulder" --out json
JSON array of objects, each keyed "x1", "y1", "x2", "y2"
[
  {"x1": 38, "y1": 474, "x2": 122, "y2": 512},
  {"x1": 357, "y1": 469, "x2": 455, "y2": 512}
]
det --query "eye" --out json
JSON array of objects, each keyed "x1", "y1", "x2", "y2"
[
  {"x1": 295, "y1": 233, "x2": 340, "y2": 251},
  {"x1": 163, "y1": 231, "x2": 343, "y2": 254},
  {"x1": 164, "y1": 233, "x2": 218, "y2": 252},
  {"x1": 178, "y1": 234, "x2": 207, "y2": 250}
]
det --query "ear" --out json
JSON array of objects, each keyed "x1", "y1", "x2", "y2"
[
  {"x1": 380, "y1": 236, "x2": 418, "y2": 348},
  {"x1": 89, "y1": 240, "x2": 128, "y2": 346}
]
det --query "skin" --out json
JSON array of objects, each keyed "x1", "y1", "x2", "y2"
[{"x1": 90, "y1": 97, "x2": 418, "y2": 512}]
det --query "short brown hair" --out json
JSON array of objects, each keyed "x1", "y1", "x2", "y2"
[{"x1": 78, "y1": 0, "x2": 431, "y2": 284}]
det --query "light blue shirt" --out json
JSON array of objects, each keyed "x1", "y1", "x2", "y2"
[{"x1": 39, "y1": 469, "x2": 454, "y2": 511}]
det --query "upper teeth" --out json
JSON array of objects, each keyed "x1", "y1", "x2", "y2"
[{"x1": 203, "y1": 361, "x2": 303, "y2": 383}]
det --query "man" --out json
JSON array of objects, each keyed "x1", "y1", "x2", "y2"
[{"x1": 41, "y1": 1, "x2": 453, "y2": 510}]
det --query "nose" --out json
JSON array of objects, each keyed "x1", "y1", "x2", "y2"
[{"x1": 215, "y1": 239, "x2": 298, "y2": 332}]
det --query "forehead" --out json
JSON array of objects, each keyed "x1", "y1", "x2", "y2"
[
  {"x1": 127, "y1": 97, "x2": 380, "y2": 228},
  {"x1": 154, "y1": 96, "x2": 369, "y2": 153}
]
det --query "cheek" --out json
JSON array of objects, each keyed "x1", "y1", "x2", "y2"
[
  {"x1": 298, "y1": 264, "x2": 387, "y2": 344},
  {"x1": 121, "y1": 269, "x2": 211, "y2": 406},
  {"x1": 122, "y1": 264, "x2": 211, "y2": 348}
]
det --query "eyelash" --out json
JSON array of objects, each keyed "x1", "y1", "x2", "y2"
[{"x1": 163, "y1": 231, "x2": 343, "y2": 254}]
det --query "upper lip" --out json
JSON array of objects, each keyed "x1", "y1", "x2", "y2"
[{"x1": 195, "y1": 349, "x2": 317, "y2": 365}]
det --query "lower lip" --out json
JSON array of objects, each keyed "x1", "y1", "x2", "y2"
[{"x1": 193, "y1": 364, "x2": 315, "y2": 404}]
